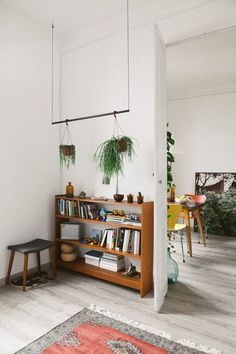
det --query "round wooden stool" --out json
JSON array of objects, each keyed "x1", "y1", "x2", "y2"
[{"x1": 6, "y1": 238, "x2": 56, "y2": 291}]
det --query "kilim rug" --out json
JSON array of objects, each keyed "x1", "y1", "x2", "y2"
[{"x1": 16, "y1": 305, "x2": 221, "y2": 354}]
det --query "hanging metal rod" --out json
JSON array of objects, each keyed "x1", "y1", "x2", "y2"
[{"x1": 51, "y1": 109, "x2": 129, "y2": 125}]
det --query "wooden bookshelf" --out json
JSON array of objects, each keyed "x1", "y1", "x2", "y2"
[{"x1": 54, "y1": 195, "x2": 153, "y2": 297}]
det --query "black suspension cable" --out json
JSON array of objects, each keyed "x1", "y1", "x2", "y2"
[
  {"x1": 51, "y1": 23, "x2": 54, "y2": 124},
  {"x1": 51, "y1": 0, "x2": 130, "y2": 125}
]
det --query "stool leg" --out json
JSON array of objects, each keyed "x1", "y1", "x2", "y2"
[
  {"x1": 23, "y1": 254, "x2": 29, "y2": 291},
  {"x1": 49, "y1": 247, "x2": 56, "y2": 275},
  {"x1": 36, "y1": 252, "x2": 41, "y2": 273},
  {"x1": 6, "y1": 250, "x2": 15, "y2": 285}
]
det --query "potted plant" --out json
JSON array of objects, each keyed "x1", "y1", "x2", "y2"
[
  {"x1": 59, "y1": 123, "x2": 76, "y2": 169},
  {"x1": 59, "y1": 144, "x2": 76, "y2": 169},
  {"x1": 94, "y1": 135, "x2": 136, "y2": 201},
  {"x1": 167, "y1": 123, "x2": 175, "y2": 201}
]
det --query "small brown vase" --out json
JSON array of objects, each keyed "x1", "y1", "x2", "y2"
[{"x1": 66, "y1": 182, "x2": 74, "y2": 197}]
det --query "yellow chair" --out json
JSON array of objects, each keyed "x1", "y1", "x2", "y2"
[{"x1": 168, "y1": 204, "x2": 186, "y2": 262}]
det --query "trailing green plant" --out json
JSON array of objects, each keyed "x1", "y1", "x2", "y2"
[
  {"x1": 167, "y1": 123, "x2": 175, "y2": 190},
  {"x1": 59, "y1": 144, "x2": 76, "y2": 169},
  {"x1": 94, "y1": 135, "x2": 136, "y2": 180},
  {"x1": 59, "y1": 123, "x2": 76, "y2": 169}
]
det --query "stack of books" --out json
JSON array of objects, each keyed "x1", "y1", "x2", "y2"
[
  {"x1": 100, "y1": 253, "x2": 125, "y2": 272},
  {"x1": 84, "y1": 250, "x2": 103, "y2": 267},
  {"x1": 106, "y1": 212, "x2": 126, "y2": 223}
]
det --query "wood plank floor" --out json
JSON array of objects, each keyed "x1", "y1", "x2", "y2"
[{"x1": 0, "y1": 234, "x2": 235, "y2": 354}]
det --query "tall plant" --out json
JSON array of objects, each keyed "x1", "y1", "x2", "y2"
[{"x1": 167, "y1": 123, "x2": 175, "y2": 190}]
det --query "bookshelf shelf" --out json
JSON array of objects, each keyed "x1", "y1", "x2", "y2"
[
  {"x1": 54, "y1": 195, "x2": 153, "y2": 297},
  {"x1": 57, "y1": 258, "x2": 141, "y2": 290},
  {"x1": 55, "y1": 215, "x2": 141, "y2": 230},
  {"x1": 55, "y1": 238, "x2": 141, "y2": 259}
]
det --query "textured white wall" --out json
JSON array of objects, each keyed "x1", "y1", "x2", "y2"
[
  {"x1": 0, "y1": 5, "x2": 59, "y2": 279},
  {"x1": 168, "y1": 92, "x2": 236, "y2": 196},
  {"x1": 59, "y1": 24, "x2": 156, "y2": 201}
]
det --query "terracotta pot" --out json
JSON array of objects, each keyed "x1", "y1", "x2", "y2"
[
  {"x1": 117, "y1": 139, "x2": 127, "y2": 153},
  {"x1": 61, "y1": 145, "x2": 74, "y2": 156}
]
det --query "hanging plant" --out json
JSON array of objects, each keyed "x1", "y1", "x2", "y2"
[
  {"x1": 93, "y1": 113, "x2": 136, "y2": 197},
  {"x1": 94, "y1": 135, "x2": 135, "y2": 179},
  {"x1": 59, "y1": 122, "x2": 76, "y2": 169}
]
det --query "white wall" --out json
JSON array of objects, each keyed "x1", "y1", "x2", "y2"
[
  {"x1": 59, "y1": 24, "x2": 156, "y2": 201},
  {"x1": 0, "y1": 5, "x2": 59, "y2": 279},
  {"x1": 168, "y1": 92, "x2": 236, "y2": 196}
]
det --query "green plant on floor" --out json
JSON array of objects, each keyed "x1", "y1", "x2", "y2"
[
  {"x1": 167, "y1": 123, "x2": 175, "y2": 191},
  {"x1": 59, "y1": 122, "x2": 76, "y2": 169}
]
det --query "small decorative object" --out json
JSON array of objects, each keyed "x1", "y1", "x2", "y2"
[
  {"x1": 113, "y1": 209, "x2": 119, "y2": 215},
  {"x1": 80, "y1": 238, "x2": 89, "y2": 244},
  {"x1": 124, "y1": 263, "x2": 140, "y2": 278},
  {"x1": 137, "y1": 192, "x2": 144, "y2": 204},
  {"x1": 61, "y1": 243, "x2": 74, "y2": 254},
  {"x1": 79, "y1": 191, "x2": 86, "y2": 198},
  {"x1": 169, "y1": 186, "x2": 176, "y2": 202},
  {"x1": 66, "y1": 182, "x2": 74, "y2": 197},
  {"x1": 167, "y1": 248, "x2": 179, "y2": 283},
  {"x1": 127, "y1": 194, "x2": 133, "y2": 203},
  {"x1": 113, "y1": 194, "x2": 124, "y2": 202},
  {"x1": 99, "y1": 208, "x2": 107, "y2": 221},
  {"x1": 61, "y1": 252, "x2": 77, "y2": 262},
  {"x1": 118, "y1": 210, "x2": 125, "y2": 216},
  {"x1": 60, "y1": 243, "x2": 77, "y2": 262}
]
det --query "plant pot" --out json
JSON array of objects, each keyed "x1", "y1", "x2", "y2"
[
  {"x1": 61, "y1": 145, "x2": 74, "y2": 156},
  {"x1": 117, "y1": 138, "x2": 128, "y2": 153},
  {"x1": 113, "y1": 194, "x2": 124, "y2": 202}
]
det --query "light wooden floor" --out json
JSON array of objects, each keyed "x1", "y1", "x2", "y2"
[{"x1": 0, "y1": 234, "x2": 235, "y2": 354}]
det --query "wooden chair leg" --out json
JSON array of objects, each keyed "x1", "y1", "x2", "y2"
[
  {"x1": 23, "y1": 254, "x2": 29, "y2": 291},
  {"x1": 6, "y1": 250, "x2": 15, "y2": 285},
  {"x1": 36, "y1": 251, "x2": 41, "y2": 273},
  {"x1": 184, "y1": 209, "x2": 192, "y2": 257},
  {"x1": 49, "y1": 247, "x2": 56, "y2": 275},
  {"x1": 194, "y1": 208, "x2": 206, "y2": 247}
]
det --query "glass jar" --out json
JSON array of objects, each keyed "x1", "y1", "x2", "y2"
[
  {"x1": 167, "y1": 248, "x2": 179, "y2": 283},
  {"x1": 66, "y1": 182, "x2": 74, "y2": 197}
]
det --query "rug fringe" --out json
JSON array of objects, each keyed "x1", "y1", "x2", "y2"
[{"x1": 89, "y1": 304, "x2": 221, "y2": 354}]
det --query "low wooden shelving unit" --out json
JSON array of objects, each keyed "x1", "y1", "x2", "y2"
[{"x1": 55, "y1": 195, "x2": 153, "y2": 297}]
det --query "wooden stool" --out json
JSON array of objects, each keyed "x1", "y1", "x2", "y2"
[{"x1": 6, "y1": 238, "x2": 56, "y2": 291}]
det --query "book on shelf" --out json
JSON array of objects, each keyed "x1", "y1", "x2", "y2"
[
  {"x1": 100, "y1": 254, "x2": 125, "y2": 272},
  {"x1": 84, "y1": 250, "x2": 103, "y2": 267},
  {"x1": 100, "y1": 228, "x2": 141, "y2": 255}
]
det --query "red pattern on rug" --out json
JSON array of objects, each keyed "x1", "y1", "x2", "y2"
[{"x1": 43, "y1": 323, "x2": 169, "y2": 354}]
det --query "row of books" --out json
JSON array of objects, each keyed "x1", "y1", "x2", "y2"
[
  {"x1": 58, "y1": 199, "x2": 99, "y2": 219},
  {"x1": 58, "y1": 199, "x2": 141, "y2": 226},
  {"x1": 100, "y1": 228, "x2": 140, "y2": 255},
  {"x1": 84, "y1": 250, "x2": 125, "y2": 272}
]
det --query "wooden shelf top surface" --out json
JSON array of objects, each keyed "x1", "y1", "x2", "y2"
[
  {"x1": 57, "y1": 258, "x2": 141, "y2": 290},
  {"x1": 55, "y1": 195, "x2": 153, "y2": 207},
  {"x1": 56, "y1": 238, "x2": 141, "y2": 259},
  {"x1": 55, "y1": 215, "x2": 142, "y2": 230}
]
